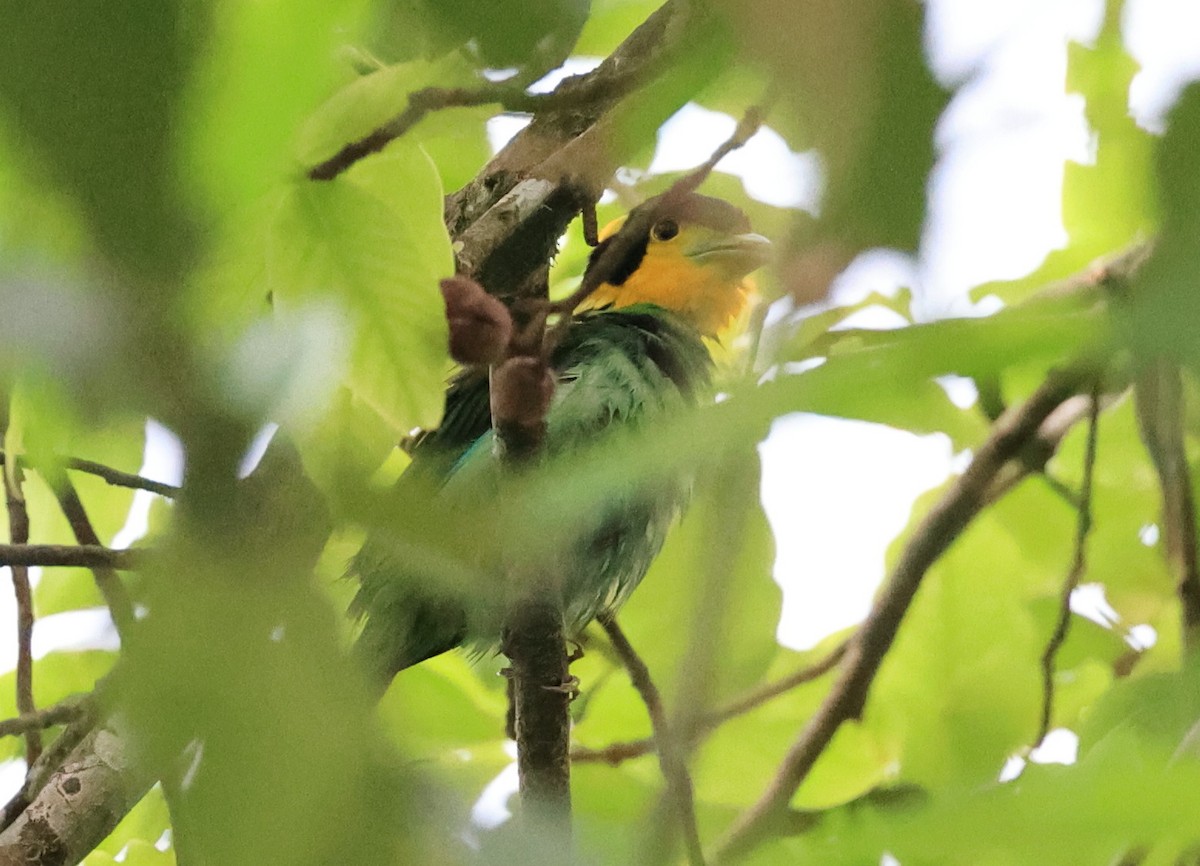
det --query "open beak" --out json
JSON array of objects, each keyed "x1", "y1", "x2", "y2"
[{"x1": 686, "y1": 232, "x2": 772, "y2": 277}]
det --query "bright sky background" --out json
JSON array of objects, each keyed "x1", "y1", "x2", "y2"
[{"x1": 3, "y1": 0, "x2": 1200, "y2": 801}]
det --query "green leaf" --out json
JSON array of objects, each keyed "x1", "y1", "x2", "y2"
[
  {"x1": 723, "y1": 0, "x2": 945, "y2": 251},
  {"x1": 181, "y1": 0, "x2": 371, "y2": 214},
  {"x1": 85, "y1": 840, "x2": 176, "y2": 866},
  {"x1": 93, "y1": 785, "x2": 173, "y2": 859},
  {"x1": 378, "y1": 654, "x2": 508, "y2": 753},
  {"x1": 574, "y1": 0, "x2": 662, "y2": 56},
  {"x1": 1127, "y1": 82, "x2": 1200, "y2": 367},
  {"x1": 0, "y1": 1, "x2": 198, "y2": 279},
  {"x1": 297, "y1": 55, "x2": 491, "y2": 192},
  {"x1": 268, "y1": 144, "x2": 453, "y2": 436},
  {"x1": 607, "y1": 454, "x2": 780, "y2": 708},
  {"x1": 973, "y1": 4, "x2": 1155, "y2": 306},
  {"x1": 0, "y1": 651, "x2": 116, "y2": 762}
]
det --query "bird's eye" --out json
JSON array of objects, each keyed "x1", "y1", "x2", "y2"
[{"x1": 651, "y1": 219, "x2": 679, "y2": 242}]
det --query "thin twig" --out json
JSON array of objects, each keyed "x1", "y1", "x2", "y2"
[
  {"x1": 309, "y1": 48, "x2": 666, "y2": 181},
  {"x1": 65, "y1": 458, "x2": 178, "y2": 499},
  {"x1": 0, "y1": 452, "x2": 178, "y2": 499},
  {"x1": 572, "y1": 639, "x2": 848, "y2": 766},
  {"x1": 1035, "y1": 382, "x2": 1101, "y2": 748},
  {"x1": 549, "y1": 103, "x2": 767, "y2": 321},
  {"x1": 981, "y1": 388, "x2": 1123, "y2": 506},
  {"x1": 712, "y1": 367, "x2": 1091, "y2": 862},
  {"x1": 0, "y1": 543, "x2": 141, "y2": 570},
  {"x1": 0, "y1": 696, "x2": 88, "y2": 739},
  {"x1": 2, "y1": 435, "x2": 40, "y2": 767},
  {"x1": 600, "y1": 614, "x2": 705, "y2": 866},
  {"x1": 712, "y1": 640, "x2": 849, "y2": 724},
  {"x1": 49, "y1": 476, "x2": 137, "y2": 637},
  {"x1": 1134, "y1": 360, "x2": 1200, "y2": 650}
]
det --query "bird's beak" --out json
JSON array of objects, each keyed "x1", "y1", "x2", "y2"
[{"x1": 686, "y1": 232, "x2": 772, "y2": 277}]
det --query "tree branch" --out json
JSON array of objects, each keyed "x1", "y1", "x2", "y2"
[
  {"x1": 0, "y1": 696, "x2": 88, "y2": 739},
  {"x1": 547, "y1": 103, "x2": 766, "y2": 320},
  {"x1": 712, "y1": 366, "x2": 1093, "y2": 862},
  {"x1": 307, "y1": 67, "x2": 659, "y2": 182},
  {"x1": 0, "y1": 452, "x2": 178, "y2": 499},
  {"x1": 0, "y1": 714, "x2": 156, "y2": 866},
  {"x1": 491, "y1": 278, "x2": 573, "y2": 839},
  {"x1": 44, "y1": 474, "x2": 137, "y2": 637},
  {"x1": 2, "y1": 431, "x2": 40, "y2": 768},
  {"x1": 0, "y1": 543, "x2": 141, "y2": 570},
  {"x1": 445, "y1": 0, "x2": 709, "y2": 297},
  {"x1": 1036, "y1": 383, "x2": 1101, "y2": 747},
  {"x1": 600, "y1": 614, "x2": 705, "y2": 866},
  {"x1": 64, "y1": 458, "x2": 178, "y2": 499},
  {"x1": 571, "y1": 639, "x2": 848, "y2": 766},
  {"x1": 1134, "y1": 359, "x2": 1200, "y2": 650}
]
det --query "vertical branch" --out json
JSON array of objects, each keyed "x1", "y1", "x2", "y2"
[
  {"x1": 600, "y1": 614, "x2": 706, "y2": 866},
  {"x1": 2, "y1": 427, "x2": 40, "y2": 768},
  {"x1": 503, "y1": 593, "x2": 573, "y2": 832},
  {"x1": 45, "y1": 472, "x2": 136, "y2": 638},
  {"x1": 486, "y1": 284, "x2": 573, "y2": 839},
  {"x1": 712, "y1": 369, "x2": 1088, "y2": 862},
  {"x1": 1036, "y1": 383, "x2": 1101, "y2": 747},
  {"x1": 1134, "y1": 360, "x2": 1200, "y2": 651}
]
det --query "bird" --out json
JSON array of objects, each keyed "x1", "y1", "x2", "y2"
[{"x1": 350, "y1": 191, "x2": 771, "y2": 687}]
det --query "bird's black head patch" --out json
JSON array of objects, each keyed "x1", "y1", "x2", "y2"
[{"x1": 583, "y1": 192, "x2": 752, "y2": 287}]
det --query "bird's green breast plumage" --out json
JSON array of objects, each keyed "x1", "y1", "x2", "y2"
[{"x1": 352, "y1": 303, "x2": 713, "y2": 683}]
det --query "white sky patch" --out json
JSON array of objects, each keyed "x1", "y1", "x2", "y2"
[
  {"x1": 760, "y1": 417, "x2": 955, "y2": 649},
  {"x1": 1031, "y1": 728, "x2": 1080, "y2": 765},
  {"x1": 486, "y1": 114, "x2": 531, "y2": 153},
  {"x1": 239, "y1": 423, "x2": 279, "y2": 479},
  {"x1": 1139, "y1": 523, "x2": 1161, "y2": 546},
  {"x1": 826, "y1": 249, "x2": 917, "y2": 309},
  {"x1": 936, "y1": 375, "x2": 980, "y2": 409},
  {"x1": 925, "y1": 0, "x2": 1105, "y2": 84},
  {"x1": 649, "y1": 104, "x2": 823, "y2": 211},
  {"x1": 0, "y1": 759, "x2": 26, "y2": 806},
  {"x1": 1128, "y1": 623, "x2": 1157, "y2": 650},
  {"x1": 833, "y1": 306, "x2": 909, "y2": 332},
  {"x1": 467, "y1": 757, "x2": 519, "y2": 840},
  {"x1": 998, "y1": 754, "x2": 1026, "y2": 782},
  {"x1": 111, "y1": 418, "x2": 184, "y2": 550},
  {"x1": 0, "y1": 608, "x2": 121, "y2": 675},
  {"x1": 999, "y1": 729, "x2": 1080, "y2": 783},
  {"x1": 1125, "y1": 0, "x2": 1200, "y2": 131},
  {"x1": 918, "y1": 0, "x2": 1101, "y2": 317},
  {"x1": 486, "y1": 57, "x2": 604, "y2": 152},
  {"x1": 1070, "y1": 582, "x2": 1120, "y2": 628}
]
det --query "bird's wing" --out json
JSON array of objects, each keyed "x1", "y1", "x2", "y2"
[{"x1": 352, "y1": 304, "x2": 713, "y2": 683}]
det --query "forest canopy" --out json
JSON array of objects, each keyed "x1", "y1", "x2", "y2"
[{"x1": 0, "y1": 1, "x2": 1199, "y2": 865}]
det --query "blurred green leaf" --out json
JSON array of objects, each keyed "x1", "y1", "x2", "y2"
[
  {"x1": 973, "y1": 2, "x2": 1155, "y2": 306},
  {"x1": 379, "y1": 654, "x2": 508, "y2": 753},
  {"x1": 1127, "y1": 81, "x2": 1200, "y2": 367},
  {"x1": 119, "y1": 550, "x2": 400, "y2": 866},
  {"x1": 614, "y1": 457, "x2": 780, "y2": 708},
  {"x1": 574, "y1": 0, "x2": 661, "y2": 56},
  {"x1": 0, "y1": 1, "x2": 198, "y2": 280},
  {"x1": 92, "y1": 785, "x2": 173, "y2": 859},
  {"x1": 268, "y1": 144, "x2": 453, "y2": 436},
  {"x1": 295, "y1": 56, "x2": 484, "y2": 171},
  {"x1": 182, "y1": 0, "x2": 371, "y2": 214},
  {"x1": 722, "y1": 0, "x2": 944, "y2": 252},
  {"x1": 0, "y1": 651, "x2": 116, "y2": 763},
  {"x1": 87, "y1": 839, "x2": 174, "y2": 866}
]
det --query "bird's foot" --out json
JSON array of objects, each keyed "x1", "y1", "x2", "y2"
[
  {"x1": 543, "y1": 674, "x2": 581, "y2": 701},
  {"x1": 566, "y1": 639, "x2": 585, "y2": 664}
]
